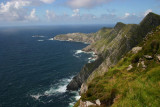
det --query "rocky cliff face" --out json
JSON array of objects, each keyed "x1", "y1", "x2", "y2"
[
  {"x1": 53, "y1": 12, "x2": 160, "y2": 92},
  {"x1": 67, "y1": 55, "x2": 104, "y2": 90},
  {"x1": 80, "y1": 12, "x2": 160, "y2": 93},
  {"x1": 79, "y1": 25, "x2": 160, "y2": 107}
]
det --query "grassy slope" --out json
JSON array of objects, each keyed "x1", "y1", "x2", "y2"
[
  {"x1": 54, "y1": 27, "x2": 113, "y2": 44},
  {"x1": 80, "y1": 26, "x2": 160, "y2": 107}
]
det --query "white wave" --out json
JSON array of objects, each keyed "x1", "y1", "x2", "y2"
[
  {"x1": 32, "y1": 35, "x2": 45, "y2": 38},
  {"x1": 37, "y1": 40, "x2": 44, "y2": 42},
  {"x1": 84, "y1": 42, "x2": 90, "y2": 44},
  {"x1": 68, "y1": 91, "x2": 81, "y2": 107},
  {"x1": 30, "y1": 94, "x2": 42, "y2": 100},
  {"x1": 30, "y1": 77, "x2": 73, "y2": 100},
  {"x1": 75, "y1": 50, "x2": 95, "y2": 55},
  {"x1": 88, "y1": 57, "x2": 97, "y2": 63},
  {"x1": 75, "y1": 50, "x2": 84, "y2": 54},
  {"x1": 48, "y1": 38, "x2": 54, "y2": 40},
  {"x1": 44, "y1": 78, "x2": 71, "y2": 96},
  {"x1": 74, "y1": 50, "x2": 97, "y2": 63}
]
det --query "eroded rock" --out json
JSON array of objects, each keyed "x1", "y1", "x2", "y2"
[
  {"x1": 95, "y1": 99, "x2": 101, "y2": 106},
  {"x1": 141, "y1": 61, "x2": 147, "y2": 68},
  {"x1": 80, "y1": 83, "x2": 88, "y2": 95},
  {"x1": 156, "y1": 55, "x2": 160, "y2": 61},
  {"x1": 127, "y1": 64, "x2": 133, "y2": 71},
  {"x1": 131, "y1": 47, "x2": 142, "y2": 54},
  {"x1": 80, "y1": 100, "x2": 96, "y2": 107},
  {"x1": 144, "y1": 55, "x2": 153, "y2": 60}
]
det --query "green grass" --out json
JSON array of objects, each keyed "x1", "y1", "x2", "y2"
[{"x1": 80, "y1": 26, "x2": 160, "y2": 107}]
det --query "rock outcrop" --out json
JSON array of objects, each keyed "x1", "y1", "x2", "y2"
[
  {"x1": 157, "y1": 55, "x2": 160, "y2": 61},
  {"x1": 131, "y1": 47, "x2": 142, "y2": 54}
]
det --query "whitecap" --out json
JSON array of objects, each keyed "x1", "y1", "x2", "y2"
[
  {"x1": 48, "y1": 38, "x2": 54, "y2": 40},
  {"x1": 88, "y1": 57, "x2": 97, "y2": 63},
  {"x1": 32, "y1": 35, "x2": 45, "y2": 38},
  {"x1": 30, "y1": 94, "x2": 43, "y2": 100},
  {"x1": 30, "y1": 76, "x2": 73, "y2": 100},
  {"x1": 37, "y1": 40, "x2": 44, "y2": 42},
  {"x1": 73, "y1": 50, "x2": 97, "y2": 63},
  {"x1": 68, "y1": 91, "x2": 81, "y2": 107},
  {"x1": 75, "y1": 50, "x2": 84, "y2": 54}
]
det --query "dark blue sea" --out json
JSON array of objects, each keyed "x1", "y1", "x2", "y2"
[{"x1": 0, "y1": 25, "x2": 107, "y2": 107}]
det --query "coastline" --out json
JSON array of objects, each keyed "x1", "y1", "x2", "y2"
[
  {"x1": 53, "y1": 38, "x2": 99, "y2": 106},
  {"x1": 53, "y1": 38, "x2": 98, "y2": 62}
]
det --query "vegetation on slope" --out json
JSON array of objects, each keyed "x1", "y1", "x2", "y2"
[
  {"x1": 54, "y1": 27, "x2": 112, "y2": 44},
  {"x1": 80, "y1": 26, "x2": 160, "y2": 107}
]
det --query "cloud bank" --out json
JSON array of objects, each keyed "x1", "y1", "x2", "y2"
[{"x1": 67, "y1": 0, "x2": 111, "y2": 8}]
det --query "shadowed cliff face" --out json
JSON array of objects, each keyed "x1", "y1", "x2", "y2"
[
  {"x1": 54, "y1": 12, "x2": 160, "y2": 91},
  {"x1": 66, "y1": 55, "x2": 104, "y2": 90}
]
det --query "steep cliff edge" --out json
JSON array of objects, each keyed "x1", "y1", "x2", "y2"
[
  {"x1": 78, "y1": 25, "x2": 160, "y2": 107},
  {"x1": 68, "y1": 12, "x2": 160, "y2": 91},
  {"x1": 53, "y1": 12, "x2": 160, "y2": 92}
]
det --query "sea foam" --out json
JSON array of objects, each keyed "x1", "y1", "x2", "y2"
[
  {"x1": 68, "y1": 91, "x2": 81, "y2": 107},
  {"x1": 37, "y1": 40, "x2": 44, "y2": 42},
  {"x1": 48, "y1": 38, "x2": 54, "y2": 40},
  {"x1": 74, "y1": 50, "x2": 97, "y2": 63},
  {"x1": 30, "y1": 77, "x2": 73, "y2": 100},
  {"x1": 32, "y1": 35, "x2": 45, "y2": 38}
]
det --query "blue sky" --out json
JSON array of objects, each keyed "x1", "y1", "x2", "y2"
[{"x1": 0, "y1": 0, "x2": 160, "y2": 26}]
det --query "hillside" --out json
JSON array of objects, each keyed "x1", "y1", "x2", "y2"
[
  {"x1": 53, "y1": 12, "x2": 160, "y2": 106},
  {"x1": 77, "y1": 25, "x2": 160, "y2": 107},
  {"x1": 65, "y1": 12, "x2": 160, "y2": 91},
  {"x1": 54, "y1": 28, "x2": 112, "y2": 44}
]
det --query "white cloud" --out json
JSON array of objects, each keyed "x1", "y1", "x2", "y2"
[
  {"x1": 67, "y1": 0, "x2": 111, "y2": 8},
  {"x1": 72, "y1": 9, "x2": 80, "y2": 17},
  {"x1": 120, "y1": 13, "x2": 130, "y2": 19},
  {"x1": 0, "y1": 0, "x2": 31, "y2": 21},
  {"x1": 46, "y1": 10, "x2": 56, "y2": 20},
  {"x1": 144, "y1": 9, "x2": 152, "y2": 16},
  {"x1": 0, "y1": 0, "x2": 40, "y2": 22},
  {"x1": 25, "y1": 9, "x2": 38, "y2": 21},
  {"x1": 40, "y1": 0, "x2": 55, "y2": 4},
  {"x1": 124, "y1": 13, "x2": 130, "y2": 18}
]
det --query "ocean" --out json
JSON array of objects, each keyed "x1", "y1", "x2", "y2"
[{"x1": 0, "y1": 25, "x2": 107, "y2": 107}]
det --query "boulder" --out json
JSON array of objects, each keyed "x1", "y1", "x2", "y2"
[
  {"x1": 127, "y1": 64, "x2": 133, "y2": 71},
  {"x1": 80, "y1": 83, "x2": 88, "y2": 95},
  {"x1": 141, "y1": 61, "x2": 147, "y2": 68},
  {"x1": 156, "y1": 55, "x2": 160, "y2": 61},
  {"x1": 95, "y1": 99, "x2": 101, "y2": 106},
  {"x1": 131, "y1": 47, "x2": 142, "y2": 54},
  {"x1": 144, "y1": 55, "x2": 153, "y2": 60},
  {"x1": 86, "y1": 101, "x2": 96, "y2": 106},
  {"x1": 80, "y1": 100, "x2": 96, "y2": 107}
]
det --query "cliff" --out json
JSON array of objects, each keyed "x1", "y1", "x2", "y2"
[
  {"x1": 78, "y1": 25, "x2": 160, "y2": 107},
  {"x1": 53, "y1": 12, "x2": 160, "y2": 93},
  {"x1": 64, "y1": 12, "x2": 160, "y2": 91}
]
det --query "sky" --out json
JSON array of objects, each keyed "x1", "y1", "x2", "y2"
[{"x1": 0, "y1": 0, "x2": 160, "y2": 26}]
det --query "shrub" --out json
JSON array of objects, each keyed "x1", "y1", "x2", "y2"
[{"x1": 131, "y1": 53, "x2": 142, "y2": 63}]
